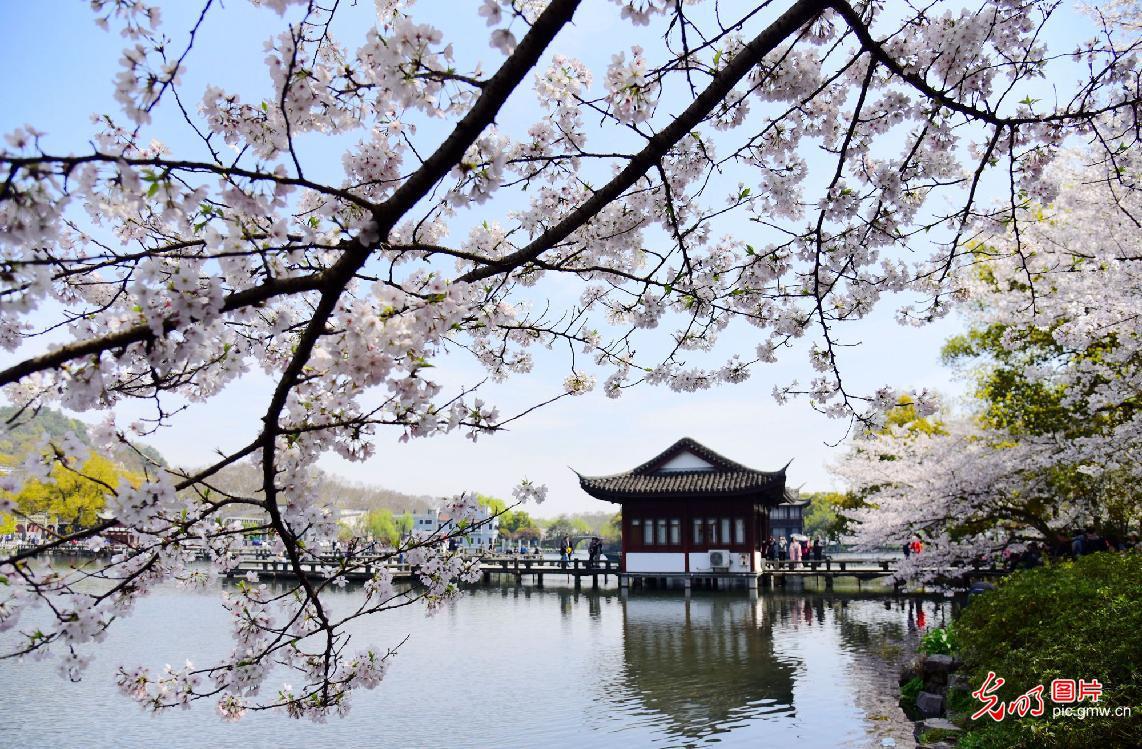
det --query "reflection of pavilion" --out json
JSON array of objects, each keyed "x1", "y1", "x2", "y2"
[{"x1": 616, "y1": 595, "x2": 796, "y2": 741}]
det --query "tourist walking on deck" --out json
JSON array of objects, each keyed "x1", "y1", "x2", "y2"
[
  {"x1": 788, "y1": 537, "x2": 802, "y2": 567},
  {"x1": 778, "y1": 536, "x2": 788, "y2": 560}
]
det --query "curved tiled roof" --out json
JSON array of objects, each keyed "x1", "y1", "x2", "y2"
[{"x1": 576, "y1": 437, "x2": 788, "y2": 502}]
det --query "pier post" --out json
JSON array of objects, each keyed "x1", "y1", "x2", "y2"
[{"x1": 748, "y1": 575, "x2": 758, "y2": 591}]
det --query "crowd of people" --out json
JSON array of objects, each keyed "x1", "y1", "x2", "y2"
[
  {"x1": 556, "y1": 535, "x2": 606, "y2": 567},
  {"x1": 763, "y1": 535, "x2": 825, "y2": 566},
  {"x1": 1008, "y1": 528, "x2": 1140, "y2": 570},
  {"x1": 1066, "y1": 528, "x2": 1138, "y2": 557},
  {"x1": 901, "y1": 528, "x2": 1140, "y2": 571}
]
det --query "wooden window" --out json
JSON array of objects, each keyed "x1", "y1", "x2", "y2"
[
  {"x1": 707, "y1": 518, "x2": 718, "y2": 544},
  {"x1": 721, "y1": 518, "x2": 731, "y2": 546},
  {"x1": 734, "y1": 517, "x2": 745, "y2": 544},
  {"x1": 642, "y1": 519, "x2": 654, "y2": 546},
  {"x1": 669, "y1": 519, "x2": 681, "y2": 545},
  {"x1": 656, "y1": 519, "x2": 667, "y2": 545},
  {"x1": 693, "y1": 519, "x2": 703, "y2": 544}
]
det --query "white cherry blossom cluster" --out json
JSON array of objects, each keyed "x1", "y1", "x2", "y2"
[
  {"x1": 837, "y1": 155, "x2": 1142, "y2": 575},
  {"x1": 1, "y1": 0, "x2": 1138, "y2": 722},
  {"x1": 604, "y1": 46, "x2": 659, "y2": 124},
  {"x1": 512, "y1": 478, "x2": 548, "y2": 504}
]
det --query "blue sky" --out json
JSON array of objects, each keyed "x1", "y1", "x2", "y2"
[{"x1": 0, "y1": 1, "x2": 1099, "y2": 515}]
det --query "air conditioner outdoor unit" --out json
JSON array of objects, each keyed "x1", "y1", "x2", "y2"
[{"x1": 708, "y1": 550, "x2": 730, "y2": 569}]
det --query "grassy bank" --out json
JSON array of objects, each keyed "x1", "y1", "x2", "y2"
[{"x1": 952, "y1": 552, "x2": 1141, "y2": 748}]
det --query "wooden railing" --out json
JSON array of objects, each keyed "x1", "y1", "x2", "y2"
[{"x1": 229, "y1": 554, "x2": 622, "y2": 580}]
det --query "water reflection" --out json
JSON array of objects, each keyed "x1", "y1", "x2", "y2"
[
  {"x1": 605, "y1": 591, "x2": 953, "y2": 747},
  {"x1": 614, "y1": 595, "x2": 795, "y2": 743},
  {"x1": 0, "y1": 578, "x2": 951, "y2": 749}
]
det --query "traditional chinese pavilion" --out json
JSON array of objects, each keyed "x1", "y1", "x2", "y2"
[{"x1": 577, "y1": 437, "x2": 798, "y2": 581}]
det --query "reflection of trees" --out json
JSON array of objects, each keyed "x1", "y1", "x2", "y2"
[{"x1": 617, "y1": 596, "x2": 796, "y2": 742}]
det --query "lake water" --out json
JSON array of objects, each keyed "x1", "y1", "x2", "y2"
[{"x1": 0, "y1": 578, "x2": 948, "y2": 748}]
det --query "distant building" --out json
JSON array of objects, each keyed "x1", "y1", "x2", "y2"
[
  {"x1": 576, "y1": 437, "x2": 798, "y2": 576},
  {"x1": 768, "y1": 492, "x2": 811, "y2": 542},
  {"x1": 338, "y1": 509, "x2": 367, "y2": 531},
  {"x1": 221, "y1": 514, "x2": 271, "y2": 545},
  {"x1": 411, "y1": 505, "x2": 499, "y2": 550},
  {"x1": 15, "y1": 512, "x2": 58, "y2": 543}
]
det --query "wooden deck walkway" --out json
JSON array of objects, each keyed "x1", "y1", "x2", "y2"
[
  {"x1": 228, "y1": 553, "x2": 1005, "y2": 591},
  {"x1": 229, "y1": 555, "x2": 622, "y2": 587}
]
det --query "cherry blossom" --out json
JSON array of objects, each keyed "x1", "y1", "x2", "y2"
[
  {"x1": 836, "y1": 154, "x2": 1142, "y2": 577},
  {"x1": 1, "y1": 0, "x2": 1139, "y2": 722}
]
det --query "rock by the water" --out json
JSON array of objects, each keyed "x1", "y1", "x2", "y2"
[
  {"x1": 914, "y1": 717, "x2": 962, "y2": 747},
  {"x1": 915, "y1": 691, "x2": 945, "y2": 718},
  {"x1": 924, "y1": 674, "x2": 948, "y2": 694},
  {"x1": 916, "y1": 718, "x2": 960, "y2": 734},
  {"x1": 923, "y1": 654, "x2": 955, "y2": 673},
  {"x1": 899, "y1": 655, "x2": 924, "y2": 685},
  {"x1": 947, "y1": 673, "x2": 969, "y2": 691}
]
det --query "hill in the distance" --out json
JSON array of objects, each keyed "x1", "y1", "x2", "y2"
[
  {"x1": 199, "y1": 462, "x2": 434, "y2": 514},
  {"x1": 0, "y1": 406, "x2": 435, "y2": 514},
  {"x1": 0, "y1": 405, "x2": 164, "y2": 475}
]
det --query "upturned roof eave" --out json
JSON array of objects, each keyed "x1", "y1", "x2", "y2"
[
  {"x1": 578, "y1": 479, "x2": 788, "y2": 503},
  {"x1": 581, "y1": 490, "x2": 784, "y2": 503}
]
